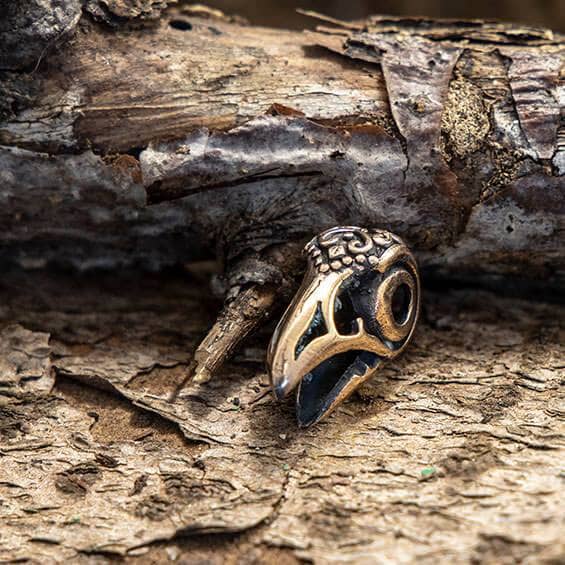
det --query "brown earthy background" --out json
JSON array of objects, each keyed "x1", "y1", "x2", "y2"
[
  {"x1": 1, "y1": 0, "x2": 563, "y2": 563},
  {"x1": 207, "y1": 0, "x2": 564, "y2": 31}
]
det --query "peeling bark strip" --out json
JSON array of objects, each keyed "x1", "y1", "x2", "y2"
[
  {"x1": 346, "y1": 33, "x2": 463, "y2": 235},
  {"x1": 502, "y1": 50, "x2": 562, "y2": 160},
  {"x1": 0, "y1": 2, "x2": 563, "y2": 285},
  {"x1": 0, "y1": 269, "x2": 563, "y2": 561}
]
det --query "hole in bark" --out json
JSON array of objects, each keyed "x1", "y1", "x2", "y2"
[
  {"x1": 125, "y1": 146, "x2": 144, "y2": 159},
  {"x1": 169, "y1": 19, "x2": 192, "y2": 31}
]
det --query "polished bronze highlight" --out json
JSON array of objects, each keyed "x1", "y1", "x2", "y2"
[{"x1": 267, "y1": 226, "x2": 420, "y2": 427}]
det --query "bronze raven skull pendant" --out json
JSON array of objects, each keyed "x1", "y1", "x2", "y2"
[{"x1": 267, "y1": 226, "x2": 420, "y2": 427}]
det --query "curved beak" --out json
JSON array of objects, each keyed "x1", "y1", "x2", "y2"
[
  {"x1": 267, "y1": 267, "x2": 349, "y2": 400},
  {"x1": 267, "y1": 266, "x2": 390, "y2": 427}
]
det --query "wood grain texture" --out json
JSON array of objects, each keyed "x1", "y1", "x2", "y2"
[
  {"x1": 0, "y1": 3, "x2": 563, "y2": 287},
  {"x1": 0, "y1": 268, "x2": 563, "y2": 562}
]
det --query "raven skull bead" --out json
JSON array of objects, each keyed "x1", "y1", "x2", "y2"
[{"x1": 267, "y1": 226, "x2": 420, "y2": 427}]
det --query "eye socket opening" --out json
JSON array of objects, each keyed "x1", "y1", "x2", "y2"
[
  {"x1": 334, "y1": 289, "x2": 359, "y2": 335},
  {"x1": 294, "y1": 301, "x2": 328, "y2": 360},
  {"x1": 391, "y1": 283, "x2": 411, "y2": 325}
]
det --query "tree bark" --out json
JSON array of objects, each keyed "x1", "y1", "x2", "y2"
[
  {"x1": 3, "y1": 1, "x2": 563, "y2": 385},
  {"x1": 1, "y1": 267, "x2": 563, "y2": 562},
  {"x1": 1, "y1": 4, "x2": 564, "y2": 562},
  {"x1": 0, "y1": 2, "x2": 563, "y2": 286}
]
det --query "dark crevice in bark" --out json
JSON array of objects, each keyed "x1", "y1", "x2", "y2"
[{"x1": 147, "y1": 170, "x2": 324, "y2": 205}]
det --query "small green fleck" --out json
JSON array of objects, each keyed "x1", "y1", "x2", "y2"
[
  {"x1": 420, "y1": 466, "x2": 436, "y2": 480},
  {"x1": 282, "y1": 463, "x2": 290, "y2": 471}
]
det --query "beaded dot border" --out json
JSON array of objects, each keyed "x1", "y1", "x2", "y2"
[{"x1": 304, "y1": 227, "x2": 401, "y2": 274}]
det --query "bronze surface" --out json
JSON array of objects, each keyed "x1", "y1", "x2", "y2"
[{"x1": 268, "y1": 226, "x2": 420, "y2": 426}]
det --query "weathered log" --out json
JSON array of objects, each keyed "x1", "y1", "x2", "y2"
[
  {"x1": 2, "y1": 0, "x2": 563, "y2": 388},
  {"x1": 1, "y1": 3, "x2": 563, "y2": 282}
]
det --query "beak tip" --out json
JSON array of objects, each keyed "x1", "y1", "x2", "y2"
[
  {"x1": 272, "y1": 373, "x2": 295, "y2": 400},
  {"x1": 273, "y1": 381, "x2": 289, "y2": 400},
  {"x1": 297, "y1": 418, "x2": 311, "y2": 429}
]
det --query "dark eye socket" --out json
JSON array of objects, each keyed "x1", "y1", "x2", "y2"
[
  {"x1": 391, "y1": 283, "x2": 411, "y2": 325},
  {"x1": 334, "y1": 288, "x2": 359, "y2": 335},
  {"x1": 294, "y1": 302, "x2": 328, "y2": 360}
]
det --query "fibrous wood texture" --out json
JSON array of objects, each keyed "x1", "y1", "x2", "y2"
[
  {"x1": 1, "y1": 3, "x2": 564, "y2": 562},
  {"x1": 0, "y1": 2, "x2": 563, "y2": 285},
  {"x1": 1, "y1": 268, "x2": 564, "y2": 562}
]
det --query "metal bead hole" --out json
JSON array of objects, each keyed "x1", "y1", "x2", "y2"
[{"x1": 391, "y1": 283, "x2": 411, "y2": 325}]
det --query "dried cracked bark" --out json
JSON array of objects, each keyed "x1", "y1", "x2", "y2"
[
  {"x1": 0, "y1": 268, "x2": 563, "y2": 562},
  {"x1": 0, "y1": 3, "x2": 564, "y2": 561},
  {"x1": 1, "y1": 0, "x2": 563, "y2": 383}
]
